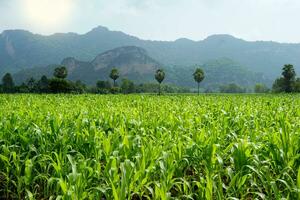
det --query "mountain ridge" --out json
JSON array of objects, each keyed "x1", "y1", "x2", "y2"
[
  {"x1": 12, "y1": 46, "x2": 270, "y2": 90},
  {"x1": 1, "y1": 25, "x2": 300, "y2": 79},
  {"x1": 13, "y1": 46, "x2": 162, "y2": 85},
  {"x1": 2, "y1": 26, "x2": 299, "y2": 45}
]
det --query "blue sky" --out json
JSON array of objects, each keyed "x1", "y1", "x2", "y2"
[{"x1": 0, "y1": 0, "x2": 300, "y2": 42}]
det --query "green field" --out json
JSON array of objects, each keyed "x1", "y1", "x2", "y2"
[{"x1": 0, "y1": 94, "x2": 300, "y2": 199}]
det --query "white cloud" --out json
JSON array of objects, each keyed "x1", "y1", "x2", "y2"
[{"x1": 0, "y1": 0, "x2": 300, "y2": 42}]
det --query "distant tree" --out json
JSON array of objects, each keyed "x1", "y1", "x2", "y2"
[
  {"x1": 38, "y1": 75, "x2": 49, "y2": 93},
  {"x1": 254, "y1": 83, "x2": 269, "y2": 93},
  {"x1": 49, "y1": 79, "x2": 71, "y2": 93},
  {"x1": 96, "y1": 80, "x2": 111, "y2": 94},
  {"x1": 282, "y1": 64, "x2": 296, "y2": 92},
  {"x1": 2, "y1": 73, "x2": 15, "y2": 93},
  {"x1": 155, "y1": 69, "x2": 165, "y2": 95},
  {"x1": 97, "y1": 80, "x2": 106, "y2": 89},
  {"x1": 193, "y1": 68, "x2": 205, "y2": 95},
  {"x1": 294, "y1": 78, "x2": 300, "y2": 92},
  {"x1": 220, "y1": 83, "x2": 246, "y2": 93},
  {"x1": 17, "y1": 83, "x2": 29, "y2": 93},
  {"x1": 50, "y1": 67, "x2": 70, "y2": 93},
  {"x1": 54, "y1": 66, "x2": 68, "y2": 79},
  {"x1": 71, "y1": 80, "x2": 86, "y2": 94},
  {"x1": 273, "y1": 64, "x2": 296, "y2": 93},
  {"x1": 121, "y1": 79, "x2": 135, "y2": 94},
  {"x1": 109, "y1": 68, "x2": 119, "y2": 87},
  {"x1": 272, "y1": 77, "x2": 285, "y2": 93},
  {"x1": 97, "y1": 80, "x2": 111, "y2": 89},
  {"x1": 110, "y1": 87, "x2": 121, "y2": 94},
  {"x1": 136, "y1": 83, "x2": 189, "y2": 93},
  {"x1": 27, "y1": 77, "x2": 37, "y2": 92}
]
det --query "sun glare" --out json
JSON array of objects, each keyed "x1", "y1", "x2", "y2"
[{"x1": 22, "y1": 0, "x2": 73, "y2": 31}]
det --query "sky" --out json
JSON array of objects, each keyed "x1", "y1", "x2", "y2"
[{"x1": 0, "y1": 0, "x2": 300, "y2": 43}]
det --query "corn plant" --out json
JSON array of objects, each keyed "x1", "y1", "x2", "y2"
[{"x1": 0, "y1": 94, "x2": 300, "y2": 199}]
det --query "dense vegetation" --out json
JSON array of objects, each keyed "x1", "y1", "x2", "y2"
[
  {"x1": 273, "y1": 64, "x2": 300, "y2": 93},
  {"x1": 6, "y1": 63, "x2": 300, "y2": 94},
  {"x1": 0, "y1": 72, "x2": 190, "y2": 95},
  {"x1": 165, "y1": 59, "x2": 270, "y2": 90},
  {"x1": 0, "y1": 94, "x2": 299, "y2": 199},
  {"x1": 12, "y1": 57, "x2": 269, "y2": 90}
]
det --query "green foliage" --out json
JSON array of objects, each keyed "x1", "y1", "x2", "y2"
[
  {"x1": 193, "y1": 67, "x2": 205, "y2": 94},
  {"x1": 282, "y1": 64, "x2": 296, "y2": 93},
  {"x1": 155, "y1": 69, "x2": 165, "y2": 84},
  {"x1": 110, "y1": 87, "x2": 121, "y2": 94},
  {"x1": 2, "y1": 73, "x2": 15, "y2": 93},
  {"x1": 37, "y1": 75, "x2": 49, "y2": 93},
  {"x1": 96, "y1": 80, "x2": 111, "y2": 89},
  {"x1": 0, "y1": 94, "x2": 300, "y2": 199},
  {"x1": 95, "y1": 80, "x2": 111, "y2": 94},
  {"x1": 272, "y1": 77, "x2": 285, "y2": 93},
  {"x1": 70, "y1": 80, "x2": 86, "y2": 94},
  {"x1": 50, "y1": 67, "x2": 71, "y2": 93},
  {"x1": 121, "y1": 79, "x2": 135, "y2": 94},
  {"x1": 155, "y1": 69, "x2": 166, "y2": 95},
  {"x1": 49, "y1": 78, "x2": 71, "y2": 93},
  {"x1": 294, "y1": 78, "x2": 300, "y2": 92},
  {"x1": 254, "y1": 83, "x2": 269, "y2": 93},
  {"x1": 193, "y1": 68, "x2": 205, "y2": 83},
  {"x1": 54, "y1": 66, "x2": 68, "y2": 79},
  {"x1": 16, "y1": 83, "x2": 30, "y2": 93},
  {"x1": 136, "y1": 83, "x2": 189, "y2": 93},
  {"x1": 110, "y1": 68, "x2": 120, "y2": 86},
  {"x1": 273, "y1": 64, "x2": 298, "y2": 93},
  {"x1": 220, "y1": 83, "x2": 246, "y2": 93},
  {"x1": 26, "y1": 78, "x2": 37, "y2": 93}
]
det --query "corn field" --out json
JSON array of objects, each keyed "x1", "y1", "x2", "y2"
[{"x1": 0, "y1": 94, "x2": 300, "y2": 199}]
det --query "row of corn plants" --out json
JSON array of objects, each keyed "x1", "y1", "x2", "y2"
[{"x1": 0, "y1": 94, "x2": 300, "y2": 199}]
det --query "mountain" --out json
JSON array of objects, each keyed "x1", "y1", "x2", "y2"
[
  {"x1": 2, "y1": 26, "x2": 300, "y2": 80},
  {"x1": 13, "y1": 46, "x2": 161, "y2": 85},
  {"x1": 13, "y1": 46, "x2": 269, "y2": 89},
  {"x1": 166, "y1": 58, "x2": 271, "y2": 89}
]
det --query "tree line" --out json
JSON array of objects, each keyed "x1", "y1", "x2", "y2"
[
  {"x1": 214, "y1": 64, "x2": 300, "y2": 93},
  {"x1": 0, "y1": 64, "x2": 299, "y2": 94},
  {"x1": 272, "y1": 64, "x2": 300, "y2": 93},
  {"x1": 0, "y1": 67, "x2": 192, "y2": 94}
]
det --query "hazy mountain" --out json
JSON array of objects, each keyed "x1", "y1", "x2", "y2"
[
  {"x1": 2, "y1": 25, "x2": 299, "y2": 79},
  {"x1": 165, "y1": 58, "x2": 270, "y2": 89},
  {"x1": 13, "y1": 47, "x2": 269, "y2": 89},
  {"x1": 13, "y1": 46, "x2": 161, "y2": 85}
]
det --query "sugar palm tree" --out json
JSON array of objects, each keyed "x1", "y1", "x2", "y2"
[
  {"x1": 110, "y1": 68, "x2": 120, "y2": 87},
  {"x1": 155, "y1": 69, "x2": 165, "y2": 95},
  {"x1": 193, "y1": 68, "x2": 205, "y2": 95}
]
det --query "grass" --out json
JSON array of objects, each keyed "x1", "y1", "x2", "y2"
[{"x1": 0, "y1": 94, "x2": 300, "y2": 199}]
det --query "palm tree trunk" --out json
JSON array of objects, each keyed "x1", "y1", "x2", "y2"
[
  {"x1": 198, "y1": 82, "x2": 200, "y2": 95},
  {"x1": 113, "y1": 79, "x2": 116, "y2": 87},
  {"x1": 159, "y1": 83, "x2": 161, "y2": 95}
]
